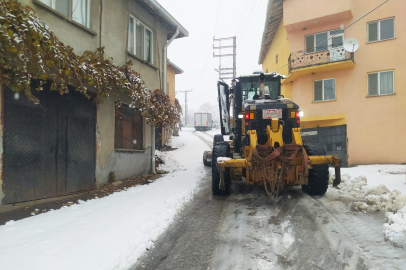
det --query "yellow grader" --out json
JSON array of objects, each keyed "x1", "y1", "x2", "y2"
[{"x1": 203, "y1": 72, "x2": 342, "y2": 197}]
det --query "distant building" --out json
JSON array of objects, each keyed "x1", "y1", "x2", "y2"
[
  {"x1": 155, "y1": 59, "x2": 183, "y2": 148},
  {"x1": 259, "y1": 0, "x2": 405, "y2": 166},
  {"x1": 0, "y1": 0, "x2": 188, "y2": 204}
]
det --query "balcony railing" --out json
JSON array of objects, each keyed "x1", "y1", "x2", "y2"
[{"x1": 288, "y1": 45, "x2": 354, "y2": 73}]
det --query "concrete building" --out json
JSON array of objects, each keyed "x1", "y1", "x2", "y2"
[
  {"x1": 259, "y1": 0, "x2": 405, "y2": 166},
  {"x1": 0, "y1": 0, "x2": 188, "y2": 204}
]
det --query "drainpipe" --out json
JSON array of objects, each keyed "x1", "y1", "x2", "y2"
[{"x1": 151, "y1": 27, "x2": 179, "y2": 174}]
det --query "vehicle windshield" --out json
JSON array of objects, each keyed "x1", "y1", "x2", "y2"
[{"x1": 241, "y1": 80, "x2": 280, "y2": 102}]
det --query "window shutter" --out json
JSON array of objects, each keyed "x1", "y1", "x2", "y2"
[
  {"x1": 368, "y1": 73, "x2": 379, "y2": 96},
  {"x1": 380, "y1": 71, "x2": 394, "y2": 94},
  {"x1": 368, "y1": 22, "x2": 378, "y2": 42},
  {"x1": 314, "y1": 81, "x2": 323, "y2": 101},
  {"x1": 306, "y1": 35, "x2": 314, "y2": 53},
  {"x1": 380, "y1": 18, "x2": 395, "y2": 40}
]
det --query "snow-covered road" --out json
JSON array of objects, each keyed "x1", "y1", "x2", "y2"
[{"x1": 134, "y1": 129, "x2": 406, "y2": 270}]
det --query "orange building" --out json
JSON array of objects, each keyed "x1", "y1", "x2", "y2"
[
  {"x1": 156, "y1": 59, "x2": 183, "y2": 148},
  {"x1": 259, "y1": 0, "x2": 405, "y2": 166}
]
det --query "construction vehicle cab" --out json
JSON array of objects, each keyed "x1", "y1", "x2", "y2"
[{"x1": 203, "y1": 72, "x2": 342, "y2": 197}]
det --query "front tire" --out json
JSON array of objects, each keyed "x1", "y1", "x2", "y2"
[
  {"x1": 212, "y1": 142, "x2": 231, "y2": 195},
  {"x1": 301, "y1": 144, "x2": 329, "y2": 196}
]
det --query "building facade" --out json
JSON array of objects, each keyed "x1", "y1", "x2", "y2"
[
  {"x1": 0, "y1": 0, "x2": 188, "y2": 204},
  {"x1": 259, "y1": 0, "x2": 405, "y2": 166}
]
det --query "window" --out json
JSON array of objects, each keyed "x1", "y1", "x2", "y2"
[
  {"x1": 368, "y1": 71, "x2": 394, "y2": 96},
  {"x1": 314, "y1": 79, "x2": 336, "y2": 102},
  {"x1": 128, "y1": 16, "x2": 153, "y2": 64},
  {"x1": 367, "y1": 18, "x2": 395, "y2": 42},
  {"x1": 39, "y1": 0, "x2": 89, "y2": 27},
  {"x1": 305, "y1": 29, "x2": 344, "y2": 53},
  {"x1": 115, "y1": 103, "x2": 143, "y2": 150}
]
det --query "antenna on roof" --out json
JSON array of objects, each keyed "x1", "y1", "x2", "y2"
[{"x1": 343, "y1": 38, "x2": 360, "y2": 53}]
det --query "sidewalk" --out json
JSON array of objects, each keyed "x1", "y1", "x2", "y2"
[{"x1": 0, "y1": 174, "x2": 162, "y2": 226}]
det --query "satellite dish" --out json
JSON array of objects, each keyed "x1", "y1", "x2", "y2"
[{"x1": 344, "y1": 38, "x2": 359, "y2": 52}]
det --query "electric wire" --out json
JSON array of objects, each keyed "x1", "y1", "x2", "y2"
[{"x1": 189, "y1": 0, "x2": 223, "y2": 88}]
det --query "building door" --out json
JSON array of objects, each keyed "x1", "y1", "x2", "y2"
[
  {"x1": 301, "y1": 125, "x2": 348, "y2": 167},
  {"x1": 2, "y1": 85, "x2": 96, "y2": 204}
]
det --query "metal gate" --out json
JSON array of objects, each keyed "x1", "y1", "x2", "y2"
[
  {"x1": 301, "y1": 125, "x2": 348, "y2": 167},
  {"x1": 3, "y1": 84, "x2": 96, "y2": 204}
]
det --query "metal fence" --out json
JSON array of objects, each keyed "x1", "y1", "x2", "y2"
[{"x1": 288, "y1": 45, "x2": 354, "y2": 73}]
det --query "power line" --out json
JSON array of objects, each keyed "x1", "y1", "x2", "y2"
[
  {"x1": 191, "y1": 0, "x2": 223, "y2": 86},
  {"x1": 225, "y1": 0, "x2": 261, "y2": 72}
]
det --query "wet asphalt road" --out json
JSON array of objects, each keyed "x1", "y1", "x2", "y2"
[{"x1": 131, "y1": 132, "x2": 406, "y2": 270}]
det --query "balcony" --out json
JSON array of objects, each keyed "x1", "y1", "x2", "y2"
[{"x1": 286, "y1": 46, "x2": 355, "y2": 81}]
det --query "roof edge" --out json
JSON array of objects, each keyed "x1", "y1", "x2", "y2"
[
  {"x1": 258, "y1": 0, "x2": 283, "y2": 65},
  {"x1": 167, "y1": 59, "x2": 183, "y2": 74},
  {"x1": 140, "y1": 0, "x2": 189, "y2": 39}
]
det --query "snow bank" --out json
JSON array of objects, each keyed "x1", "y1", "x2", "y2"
[
  {"x1": 329, "y1": 169, "x2": 406, "y2": 248},
  {"x1": 383, "y1": 205, "x2": 406, "y2": 248},
  {"x1": 0, "y1": 130, "x2": 210, "y2": 270}
]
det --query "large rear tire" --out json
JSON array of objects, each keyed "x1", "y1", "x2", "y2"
[
  {"x1": 212, "y1": 134, "x2": 224, "y2": 148},
  {"x1": 212, "y1": 142, "x2": 231, "y2": 196},
  {"x1": 301, "y1": 144, "x2": 329, "y2": 196}
]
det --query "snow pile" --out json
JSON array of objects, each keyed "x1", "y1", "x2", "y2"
[
  {"x1": 329, "y1": 172, "x2": 406, "y2": 248},
  {"x1": 0, "y1": 130, "x2": 210, "y2": 270},
  {"x1": 329, "y1": 174, "x2": 406, "y2": 212},
  {"x1": 383, "y1": 205, "x2": 406, "y2": 248}
]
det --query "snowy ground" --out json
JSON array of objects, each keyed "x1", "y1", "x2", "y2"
[
  {"x1": 329, "y1": 165, "x2": 406, "y2": 248},
  {"x1": 0, "y1": 130, "x2": 210, "y2": 270}
]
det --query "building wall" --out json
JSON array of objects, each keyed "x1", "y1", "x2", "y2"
[
  {"x1": 263, "y1": 0, "x2": 406, "y2": 165},
  {"x1": 167, "y1": 66, "x2": 176, "y2": 103},
  {"x1": 8, "y1": 0, "x2": 173, "y2": 189},
  {"x1": 261, "y1": 20, "x2": 292, "y2": 99}
]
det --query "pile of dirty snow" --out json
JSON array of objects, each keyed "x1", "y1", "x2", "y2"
[
  {"x1": 329, "y1": 173, "x2": 406, "y2": 248},
  {"x1": 383, "y1": 205, "x2": 406, "y2": 248}
]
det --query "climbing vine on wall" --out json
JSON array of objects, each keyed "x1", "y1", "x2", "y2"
[{"x1": 0, "y1": 0, "x2": 181, "y2": 126}]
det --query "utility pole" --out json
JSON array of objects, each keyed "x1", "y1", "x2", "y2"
[
  {"x1": 213, "y1": 36, "x2": 236, "y2": 80},
  {"x1": 178, "y1": 90, "x2": 192, "y2": 126}
]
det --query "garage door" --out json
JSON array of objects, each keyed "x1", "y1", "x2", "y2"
[
  {"x1": 301, "y1": 125, "x2": 348, "y2": 167},
  {"x1": 3, "y1": 84, "x2": 96, "y2": 204}
]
